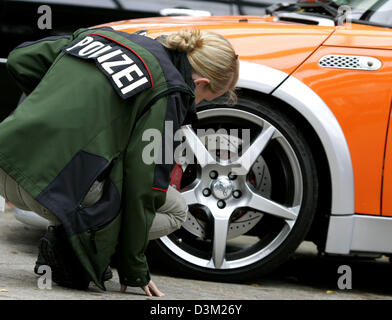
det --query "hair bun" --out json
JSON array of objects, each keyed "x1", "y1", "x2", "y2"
[{"x1": 167, "y1": 29, "x2": 203, "y2": 53}]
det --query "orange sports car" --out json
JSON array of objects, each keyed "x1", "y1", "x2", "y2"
[{"x1": 14, "y1": 0, "x2": 392, "y2": 281}]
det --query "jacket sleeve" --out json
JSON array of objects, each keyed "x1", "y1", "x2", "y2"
[
  {"x1": 116, "y1": 92, "x2": 190, "y2": 287},
  {"x1": 6, "y1": 29, "x2": 88, "y2": 94}
]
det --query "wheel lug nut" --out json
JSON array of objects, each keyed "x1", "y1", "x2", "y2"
[
  {"x1": 209, "y1": 170, "x2": 218, "y2": 179},
  {"x1": 228, "y1": 172, "x2": 237, "y2": 180},
  {"x1": 202, "y1": 188, "x2": 211, "y2": 197},
  {"x1": 217, "y1": 200, "x2": 226, "y2": 209},
  {"x1": 233, "y1": 190, "x2": 242, "y2": 199}
]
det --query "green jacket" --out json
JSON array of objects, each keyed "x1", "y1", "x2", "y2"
[{"x1": 2, "y1": 27, "x2": 195, "y2": 290}]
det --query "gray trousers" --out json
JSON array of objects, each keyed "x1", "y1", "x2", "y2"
[{"x1": 0, "y1": 168, "x2": 188, "y2": 240}]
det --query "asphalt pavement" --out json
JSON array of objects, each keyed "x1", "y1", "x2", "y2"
[{"x1": 0, "y1": 205, "x2": 391, "y2": 300}]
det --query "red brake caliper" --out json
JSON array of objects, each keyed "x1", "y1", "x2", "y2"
[{"x1": 169, "y1": 164, "x2": 183, "y2": 191}]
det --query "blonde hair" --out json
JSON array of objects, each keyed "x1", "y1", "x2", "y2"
[{"x1": 159, "y1": 28, "x2": 239, "y2": 104}]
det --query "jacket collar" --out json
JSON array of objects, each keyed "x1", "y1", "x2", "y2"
[
  {"x1": 164, "y1": 47, "x2": 198, "y2": 126},
  {"x1": 165, "y1": 49, "x2": 195, "y2": 93}
]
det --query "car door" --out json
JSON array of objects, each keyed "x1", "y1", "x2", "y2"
[{"x1": 324, "y1": 24, "x2": 392, "y2": 216}]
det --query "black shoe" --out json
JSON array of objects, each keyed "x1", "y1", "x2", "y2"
[
  {"x1": 38, "y1": 225, "x2": 90, "y2": 290},
  {"x1": 35, "y1": 229, "x2": 113, "y2": 282},
  {"x1": 103, "y1": 266, "x2": 113, "y2": 281},
  {"x1": 34, "y1": 250, "x2": 46, "y2": 275}
]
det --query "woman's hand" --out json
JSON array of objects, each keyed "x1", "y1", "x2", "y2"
[{"x1": 120, "y1": 280, "x2": 165, "y2": 297}]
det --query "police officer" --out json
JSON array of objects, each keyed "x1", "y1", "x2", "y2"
[{"x1": 0, "y1": 27, "x2": 239, "y2": 296}]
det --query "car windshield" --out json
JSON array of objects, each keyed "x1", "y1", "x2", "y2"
[{"x1": 332, "y1": 0, "x2": 392, "y2": 25}]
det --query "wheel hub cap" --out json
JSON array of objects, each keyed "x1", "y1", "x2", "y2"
[{"x1": 211, "y1": 177, "x2": 233, "y2": 200}]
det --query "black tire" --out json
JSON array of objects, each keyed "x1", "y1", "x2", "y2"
[{"x1": 148, "y1": 96, "x2": 319, "y2": 282}]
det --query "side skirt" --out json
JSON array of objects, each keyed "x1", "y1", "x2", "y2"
[{"x1": 325, "y1": 214, "x2": 392, "y2": 255}]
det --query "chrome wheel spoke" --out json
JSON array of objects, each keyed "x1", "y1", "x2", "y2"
[
  {"x1": 285, "y1": 219, "x2": 296, "y2": 230},
  {"x1": 231, "y1": 124, "x2": 275, "y2": 175},
  {"x1": 210, "y1": 215, "x2": 230, "y2": 269},
  {"x1": 181, "y1": 185, "x2": 199, "y2": 206},
  {"x1": 247, "y1": 190, "x2": 299, "y2": 221},
  {"x1": 182, "y1": 125, "x2": 216, "y2": 168}
]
